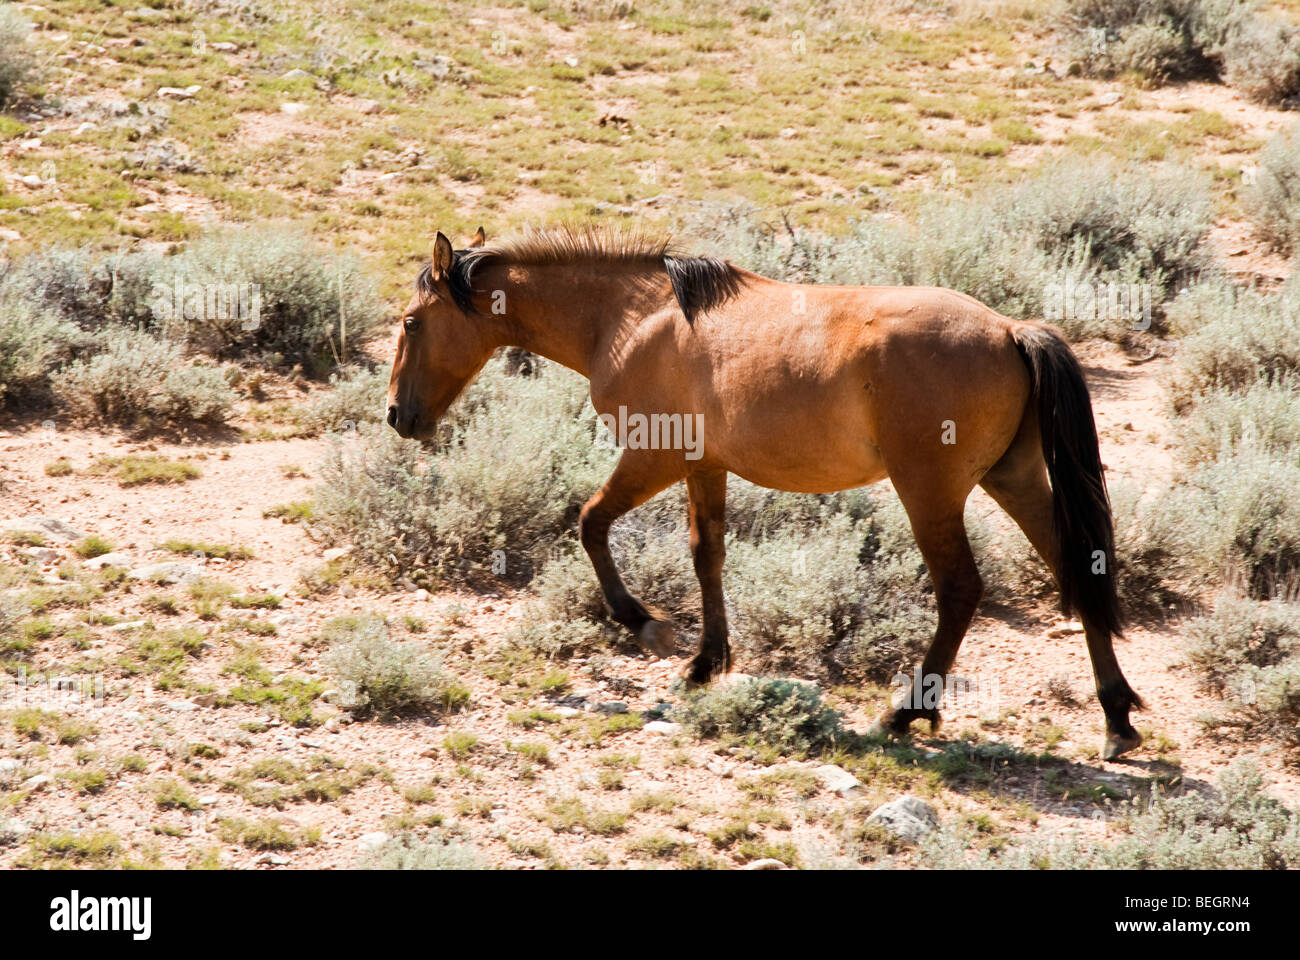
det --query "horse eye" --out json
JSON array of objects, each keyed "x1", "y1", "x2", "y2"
[{"x1": 403, "y1": 316, "x2": 419, "y2": 333}]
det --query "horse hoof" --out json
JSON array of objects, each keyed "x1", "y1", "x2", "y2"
[
  {"x1": 636, "y1": 619, "x2": 676, "y2": 658},
  {"x1": 1102, "y1": 728, "x2": 1143, "y2": 761}
]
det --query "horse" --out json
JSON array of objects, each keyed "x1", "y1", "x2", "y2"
[{"x1": 387, "y1": 225, "x2": 1145, "y2": 760}]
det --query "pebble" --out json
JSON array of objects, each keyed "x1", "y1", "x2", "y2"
[
  {"x1": 84, "y1": 552, "x2": 132, "y2": 570},
  {"x1": 553, "y1": 707, "x2": 581, "y2": 719},
  {"x1": 741, "y1": 858, "x2": 788, "y2": 870},
  {"x1": 128, "y1": 561, "x2": 201, "y2": 585},
  {"x1": 254, "y1": 853, "x2": 289, "y2": 866},
  {"x1": 596, "y1": 701, "x2": 628, "y2": 715},
  {"x1": 813, "y1": 764, "x2": 866, "y2": 799},
  {"x1": 644, "y1": 721, "x2": 682, "y2": 736},
  {"x1": 22, "y1": 774, "x2": 52, "y2": 790},
  {"x1": 357, "y1": 831, "x2": 389, "y2": 851},
  {"x1": 157, "y1": 85, "x2": 201, "y2": 100},
  {"x1": 166, "y1": 700, "x2": 199, "y2": 712}
]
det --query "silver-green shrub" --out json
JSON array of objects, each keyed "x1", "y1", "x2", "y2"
[
  {"x1": 0, "y1": 6, "x2": 33, "y2": 103},
  {"x1": 320, "y1": 613, "x2": 463, "y2": 717},
  {"x1": 50, "y1": 328, "x2": 237, "y2": 425},
  {"x1": 1244, "y1": 123, "x2": 1300, "y2": 255},
  {"x1": 921, "y1": 761, "x2": 1300, "y2": 869},
  {"x1": 673, "y1": 675, "x2": 846, "y2": 755},
  {"x1": 356, "y1": 833, "x2": 485, "y2": 870}
]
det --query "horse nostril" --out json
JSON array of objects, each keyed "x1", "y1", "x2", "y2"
[{"x1": 386, "y1": 405, "x2": 398, "y2": 428}]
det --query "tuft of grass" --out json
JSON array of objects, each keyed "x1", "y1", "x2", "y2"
[{"x1": 90, "y1": 455, "x2": 201, "y2": 486}]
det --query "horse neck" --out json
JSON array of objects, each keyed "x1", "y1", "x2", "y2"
[{"x1": 479, "y1": 260, "x2": 667, "y2": 379}]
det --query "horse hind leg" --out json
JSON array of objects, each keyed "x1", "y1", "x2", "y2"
[{"x1": 979, "y1": 445, "x2": 1143, "y2": 760}]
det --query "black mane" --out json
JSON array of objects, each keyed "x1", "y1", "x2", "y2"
[{"x1": 415, "y1": 226, "x2": 744, "y2": 323}]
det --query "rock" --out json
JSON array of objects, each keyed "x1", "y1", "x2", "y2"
[
  {"x1": 2, "y1": 516, "x2": 85, "y2": 541},
  {"x1": 0, "y1": 759, "x2": 20, "y2": 773},
  {"x1": 128, "y1": 561, "x2": 201, "y2": 584},
  {"x1": 596, "y1": 701, "x2": 628, "y2": 715},
  {"x1": 211, "y1": 41, "x2": 239, "y2": 53},
  {"x1": 281, "y1": 68, "x2": 317, "y2": 82},
  {"x1": 18, "y1": 174, "x2": 42, "y2": 188},
  {"x1": 157, "y1": 85, "x2": 201, "y2": 100},
  {"x1": 1047, "y1": 621, "x2": 1085, "y2": 638},
  {"x1": 0, "y1": 819, "x2": 31, "y2": 845},
  {"x1": 741, "y1": 858, "x2": 788, "y2": 870},
  {"x1": 107, "y1": 621, "x2": 147, "y2": 632},
  {"x1": 644, "y1": 721, "x2": 682, "y2": 736},
  {"x1": 357, "y1": 831, "x2": 389, "y2": 851},
  {"x1": 814, "y1": 764, "x2": 866, "y2": 799},
  {"x1": 553, "y1": 706, "x2": 581, "y2": 719},
  {"x1": 23, "y1": 547, "x2": 59, "y2": 565},
  {"x1": 84, "y1": 552, "x2": 132, "y2": 570},
  {"x1": 322, "y1": 547, "x2": 351, "y2": 562},
  {"x1": 1097, "y1": 91, "x2": 1122, "y2": 106},
  {"x1": 280, "y1": 102, "x2": 309, "y2": 116},
  {"x1": 356, "y1": 99, "x2": 381, "y2": 114},
  {"x1": 254, "y1": 853, "x2": 289, "y2": 865},
  {"x1": 166, "y1": 700, "x2": 199, "y2": 712},
  {"x1": 198, "y1": 796, "x2": 218, "y2": 806},
  {"x1": 22, "y1": 774, "x2": 52, "y2": 790},
  {"x1": 865, "y1": 795, "x2": 940, "y2": 844}
]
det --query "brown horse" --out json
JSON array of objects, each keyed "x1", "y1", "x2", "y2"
[{"x1": 387, "y1": 225, "x2": 1145, "y2": 760}]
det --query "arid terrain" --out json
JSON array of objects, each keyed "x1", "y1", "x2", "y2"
[{"x1": 4, "y1": 0, "x2": 1300, "y2": 870}]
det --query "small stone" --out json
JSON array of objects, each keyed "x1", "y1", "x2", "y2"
[
  {"x1": 644, "y1": 721, "x2": 682, "y2": 736},
  {"x1": 741, "y1": 858, "x2": 788, "y2": 870},
  {"x1": 107, "y1": 621, "x2": 147, "y2": 633},
  {"x1": 280, "y1": 102, "x2": 309, "y2": 116},
  {"x1": 198, "y1": 796, "x2": 219, "y2": 806},
  {"x1": 84, "y1": 552, "x2": 131, "y2": 570},
  {"x1": 1097, "y1": 91, "x2": 1122, "y2": 106},
  {"x1": 813, "y1": 764, "x2": 866, "y2": 799},
  {"x1": 281, "y1": 68, "x2": 317, "y2": 82},
  {"x1": 553, "y1": 707, "x2": 581, "y2": 719},
  {"x1": 128, "y1": 561, "x2": 201, "y2": 585},
  {"x1": 356, "y1": 99, "x2": 381, "y2": 114},
  {"x1": 322, "y1": 547, "x2": 350, "y2": 562},
  {"x1": 157, "y1": 85, "x2": 200, "y2": 100},
  {"x1": 596, "y1": 701, "x2": 628, "y2": 715},
  {"x1": 22, "y1": 774, "x2": 52, "y2": 790},
  {"x1": 357, "y1": 831, "x2": 389, "y2": 851},
  {"x1": 1047, "y1": 621, "x2": 1085, "y2": 638},
  {"x1": 23, "y1": 547, "x2": 59, "y2": 564},
  {"x1": 167, "y1": 700, "x2": 199, "y2": 712},
  {"x1": 865, "y1": 795, "x2": 940, "y2": 844},
  {"x1": 0, "y1": 759, "x2": 20, "y2": 773},
  {"x1": 211, "y1": 41, "x2": 239, "y2": 53},
  {"x1": 254, "y1": 853, "x2": 289, "y2": 865}
]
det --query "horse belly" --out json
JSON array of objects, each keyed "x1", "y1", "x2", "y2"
[{"x1": 711, "y1": 406, "x2": 888, "y2": 493}]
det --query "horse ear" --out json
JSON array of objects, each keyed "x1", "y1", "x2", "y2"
[
  {"x1": 430, "y1": 232, "x2": 454, "y2": 280},
  {"x1": 469, "y1": 226, "x2": 486, "y2": 248}
]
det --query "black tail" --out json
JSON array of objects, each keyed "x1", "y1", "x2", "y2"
[{"x1": 1011, "y1": 324, "x2": 1125, "y2": 642}]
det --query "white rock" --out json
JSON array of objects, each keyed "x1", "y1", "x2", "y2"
[
  {"x1": 644, "y1": 721, "x2": 682, "y2": 736},
  {"x1": 84, "y1": 552, "x2": 132, "y2": 570},
  {"x1": 23, "y1": 547, "x2": 59, "y2": 564},
  {"x1": 2, "y1": 516, "x2": 85, "y2": 541},
  {"x1": 865, "y1": 795, "x2": 940, "y2": 844},
  {"x1": 280, "y1": 102, "x2": 309, "y2": 116},
  {"x1": 1097, "y1": 91, "x2": 1122, "y2": 106},
  {"x1": 357, "y1": 831, "x2": 389, "y2": 851},
  {"x1": 596, "y1": 701, "x2": 628, "y2": 715},
  {"x1": 157, "y1": 85, "x2": 200, "y2": 100},
  {"x1": 553, "y1": 707, "x2": 581, "y2": 719},
  {"x1": 107, "y1": 621, "x2": 147, "y2": 632},
  {"x1": 22, "y1": 774, "x2": 52, "y2": 790},
  {"x1": 322, "y1": 547, "x2": 350, "y2": 562},
  {"x1": 211, "y1": 41, "x2": 239, "y2": 53},
  {"x1": 281, "y1": 68, "x2": 317, "y2": 82},
  {"x1": 128, "y1": 561, "x2": 201, "y2": 584},
  {"x1": 167, "y1": 700, "x2": 199, "y2": 712},
  {"x1": 814, "y1": 764, "x2": 866, "y2": 799},
  {"x1": 0, "y1": 759, "x2": 20, "y2": 773},
  {"x1": 356, "y1": 99, "x2": 381, "y2": 114},
  {"x1": 741, "y1": 858, "x2": 788, "y2": 870}
]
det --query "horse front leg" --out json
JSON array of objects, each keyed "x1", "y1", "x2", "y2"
[
  {"x1": 579, "y1": 450, "x2": 685, "y2": 657},
  {"x1": 684, "y1": 469, "x2": 730, "y2": 685}
]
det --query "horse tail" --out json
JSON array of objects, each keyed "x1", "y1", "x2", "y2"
[{"x1": 1010, "y1": 326, "x2": 1132, "y2": 684}]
